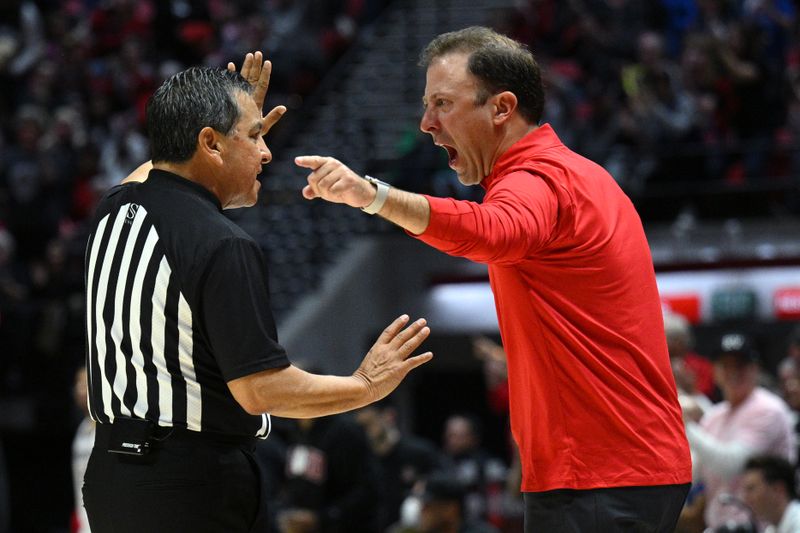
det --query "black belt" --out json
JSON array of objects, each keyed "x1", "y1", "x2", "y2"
[{"x1": 96, "y1": 421, "x2": 259, "y2": 452}]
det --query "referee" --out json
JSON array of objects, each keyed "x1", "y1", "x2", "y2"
[{"x1": 82, "y1": 54, "x2": 433, "y2": 533}]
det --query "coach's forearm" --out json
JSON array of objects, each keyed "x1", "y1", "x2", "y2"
[
  {"x1": 377, "y1": 188, "x2": 431, "y2": 235},
  {"x1": 228, "y1": 364, "x2": 372, "y2": 418}
]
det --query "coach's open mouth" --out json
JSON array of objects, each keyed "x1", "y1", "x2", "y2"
[{"x1": 442, "y1": 144, "x2": 458, "y2": 167}]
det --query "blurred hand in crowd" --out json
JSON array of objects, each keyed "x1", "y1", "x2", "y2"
[{"x1": 472, "y1": 336, "x2": 507, "y2": 389}]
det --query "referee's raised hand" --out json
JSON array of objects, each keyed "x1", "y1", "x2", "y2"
[
  {"x1": 353, "y1": 315, "x2": 433, "y2": 402},
  {"x1": 228, "y1": 51, "x2": 286, "y2": 137}
]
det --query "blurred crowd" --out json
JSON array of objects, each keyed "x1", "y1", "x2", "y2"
[
  {"x1": 2, "y1": 0, "x2": 800, "y2": 532},
  {"x1": 398, "y1": 0, "x2": 800, "y2": 219},
  {"x1": 522, "y1": 0, "x2": 798, "y2": 192},
  {"x1": 666, "y1": 316, "x2": 800, "y2": 533},
  {"x1": 0, "y1": 1, "x2": 385, "y2": 531}
]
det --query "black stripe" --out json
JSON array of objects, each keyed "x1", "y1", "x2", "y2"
[
  {"x1": 87, "y1": 216, "x2": 115, "y2": 424},
  {"x1": 120, "y1": 217, "x2": 151, "y2": 414},
  {"x1": 163, "y1": 271, "x2": 188, "y2": 427},
  {"x1": 84, "y1": 231, "x2": 101, "y2": 423},
  {"x1": 140, "y1": 243, "x2": 163, "y2": 423},
  {"x1": 102, "y1": 211, "x2": 132, "y2": 418}
]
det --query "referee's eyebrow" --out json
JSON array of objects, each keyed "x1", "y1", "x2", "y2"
[{"x1": 250, "y1": 120, "x2": 263, "y2": 135}]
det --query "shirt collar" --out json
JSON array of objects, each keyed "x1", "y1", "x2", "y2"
[
  {"x1": 482, "y1": 123, "x2": 563, "y2": 190},
  {"x1": 145, "y1": 168, "x2": 223, "y2": 211}
]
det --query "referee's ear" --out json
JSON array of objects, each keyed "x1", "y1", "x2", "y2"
[{"x1": 197, "y1": 126, "x2": 224, "y2": 167}]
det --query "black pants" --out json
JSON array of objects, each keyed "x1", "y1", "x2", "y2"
[
  {"x1": 524, "y1": 483, "x2": 690, "y2": 533},
  {"x1": 83, "y1": 424, "x2": 266, "y2": 533}
]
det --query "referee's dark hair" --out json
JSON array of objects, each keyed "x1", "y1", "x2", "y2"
[
  {"x1": 419, "y1": 26, "x2": 545, "y2": 124},
  {"x1": 744, "y1": 455, "x2": 797, "y2": 499},
  {"x1": 146, "y1": 67, "x2": 253, "y2": 163}
]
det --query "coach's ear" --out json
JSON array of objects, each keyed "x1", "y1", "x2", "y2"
[
  {"x1": 197, "y1": 126, "x2": 224, "y2": 166},
  {"x1": 492, "y1": 91, "x2": 518, "y2": 126}
]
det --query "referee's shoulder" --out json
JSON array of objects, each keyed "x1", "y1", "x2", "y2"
[{"x1": 100, "y1": 182, "x2": 136, "y2": 201}]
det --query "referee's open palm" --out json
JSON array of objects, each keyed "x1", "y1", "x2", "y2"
[
  {"x1": 353, "y1": 315, "x2": 433, "y2": 401},
  {"x1": 228, "y1": 51, "x2": 286, "y2": 136}
]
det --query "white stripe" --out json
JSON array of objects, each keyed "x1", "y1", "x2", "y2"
[
  {"x1": 85, "y1": 214, "x2": 111, "y2": 420},
  {"x1": 151, "y1": 257, "x2": 173, "y2": 425},
  {"x1": 109, "y1": 206, "x2": 147, "y2": 416},
  {"x1": 177, "y1": 293, "x2": 202, "y2": 431},
  {"x1": 94, "y1": 206, "x2": 130, "y2": 422},
  {"x1": 129, "y1": 225, "x2": 158, "y2": 418},
  {"x1": 257, "y1": 414, "x2": 270, "y2": 438}
]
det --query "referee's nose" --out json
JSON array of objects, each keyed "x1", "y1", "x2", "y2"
[{"x1": 258, "y1": 136, "x2": 272, "y2": 165}]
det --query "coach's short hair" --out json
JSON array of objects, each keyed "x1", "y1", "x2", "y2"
[
  {"x1": 146, "y1": 67, "x2": 253, "y2": 163},
  {"x1": 419, "y1": 26, "x2": 544, "y2": 124}
]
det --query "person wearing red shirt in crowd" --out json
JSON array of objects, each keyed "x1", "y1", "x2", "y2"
[
  {"x1": 664, "y1": 311, "x2": 716, "y2": 399},
  {"x1": 295, "y1": 26, "x2": 691, "y2": 532}
]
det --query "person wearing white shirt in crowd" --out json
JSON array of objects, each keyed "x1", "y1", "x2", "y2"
[
  {"x1": 741, "y1": 455, "x2": 800, "y2": 533},
  {"x1": 71, "y1": 367, "x2": 94, "y2": 533},
  {"x1": 682, "y1": 332, "x2": 797, "y2": 530}
]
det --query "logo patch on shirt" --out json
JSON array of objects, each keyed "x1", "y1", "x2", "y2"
[{"x1": 126, "y1": 204, "x2": 139, "y2": 224}]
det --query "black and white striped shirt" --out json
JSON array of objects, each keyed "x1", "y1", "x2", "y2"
[{"x1": 85, "y1": 170, "x2": 290, "y2": 437}]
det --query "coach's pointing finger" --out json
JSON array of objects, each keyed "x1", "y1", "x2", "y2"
[
  {"x1": 294, "y1": 155, "x2": 329, "y2": 170},
  {"x1": 295, "y1": 156, "x2": 377, "y2": 208}
]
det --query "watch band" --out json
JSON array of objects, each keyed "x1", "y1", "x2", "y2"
[{"x1": 360, "y1": 175, "x2": 390, "y2": 215}]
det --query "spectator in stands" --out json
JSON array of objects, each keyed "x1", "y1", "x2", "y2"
[
  {"x1": 254, "y1": 428, "x2": 288, "y2": 533},
  {"x1": 682, "y1": 331, "x2": 796, "y2": 530},
  {"x1": 0, "y1": 1, "x2": 44, "y2": 80},
  {"x1": 71, "y1": 366, "x2": 93, "y2": 533},
  {"x1": 416, "y1": 471, "x2": 498, "y2": 533},
  {"x1": 562, "y1": 0, "x2": 655, "y2": 80},
  {"x1": 664, "y1": 311, "x2": 715, "y2": 402},
  {"x1": 276, "y1": 414, "x2": 383, "y2": 533},
  {"x1": 570, "y1": 78, "x2": 628, "y2": 185},
  {"x1": 440, "y1": 413, "x2": 506, "y2": 527},
  {"x1": 471, "y1": 336, "x2": 525, "y2": 531},
  {"x1": 0, "y1": 226, "x2": 24, "y2": 306},
  {"x1": 740, "y1": 0, "x2": 796, "y2": 62},
  {"x1": 778, "y1": 357, "x2": 800, "y2": 416},
  {"x1": 777, "y1": 325, "x2": 800, "y2": 461},
  {"x1": 680, "y1": 32, "x2": 727, "y2": 181},
  {"x1": 471, "y1": 337, "x2": 509, "y2": 417},
  {"x1": 741, "y1": 454, "x2": 800, "y2": 533},
  {"x1": 711, "y1": 20, "x2": 783, "y2": 180},
  {"x1": 3, "y1": 105, "x2": 52, "y2": 259},
  {"x1": 619, "y1": 31, "x2": 698, "y2": 188},
  {"x1": 355, "y1": 399, "x2": 446, "y2": 530},
  {"x1": 778, "y1": 324, "x2": 800, "y2": 370}
]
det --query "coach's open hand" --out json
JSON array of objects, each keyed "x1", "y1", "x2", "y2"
[
  {"x1": 353, "y1": 315, "x2": 432, "y2": 402},
  {"x1": 294, "y1": 155, "x2": 377, "y2": 208}
]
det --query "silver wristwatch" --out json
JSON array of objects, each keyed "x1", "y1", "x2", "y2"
[{"x1": 360, "y1": 175, "x2": 391, "y2": 215}]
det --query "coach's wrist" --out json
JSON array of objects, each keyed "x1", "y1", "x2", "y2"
[
  {"x1": 359, "y1": 180, "x2": 378, "y2": 208},
  {"x1": 360, "y1": 175, "x2": 390, "y2": 215}
]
